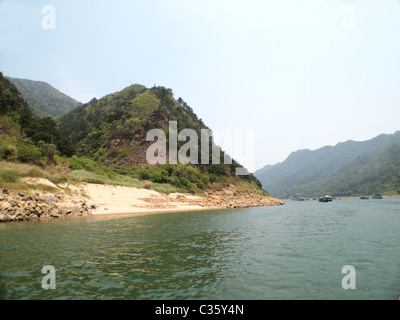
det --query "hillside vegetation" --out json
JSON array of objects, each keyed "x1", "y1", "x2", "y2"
[
  {"x1": 7, "y1": 77, "x2": 81, "y2": 117},
  {"x1": 60, "y1": 84, "x2": 263, "y2": 194},
  {"x1": 1, "y1": 74, "x2": 74, "y2": 157},
  {"x1": 1, "y1": 72, "x2": 264, "y2": 196},
  {"x1": 316, "y1": 140, "x2": 400, "y2": 196},
  {"x1": 255, "y1": 132, "x2": 400, "y2": 198}
]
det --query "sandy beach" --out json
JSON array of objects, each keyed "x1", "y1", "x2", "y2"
[
  {"x1": 0, "y1": 177, "x2": 284, "y2": 222},
  {"x1": 70, "y1": 183, "x2": 211, "y2": 215},
  {"x1": 66, "y1": 181, "x2": 284, "y2": 216}
]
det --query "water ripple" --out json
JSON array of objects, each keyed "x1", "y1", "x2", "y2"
[{"x1": 1, "y1": 199, "x2": 400, "y2": 299}]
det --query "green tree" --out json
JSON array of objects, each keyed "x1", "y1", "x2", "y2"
[{"x1": 25, "y1": 116, "x2": 74, "y2": 156}]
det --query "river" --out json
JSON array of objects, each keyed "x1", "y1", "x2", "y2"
[{"x1": 1, "y1": 198, "x2": 399, "y2": 300}]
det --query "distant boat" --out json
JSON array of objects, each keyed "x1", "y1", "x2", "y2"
[
  {"x1": 360, "y1": 196, "x2": 370, "y2": 200},
  {"x1": 372, "y1": 195, "x2": 383, "y2": 199},
  {"x1": 319, "y1": 195, "x2": 332, "y2": 202},
  {"x1": 290, "y1": 196, "x2": 305, "y2": 201}
]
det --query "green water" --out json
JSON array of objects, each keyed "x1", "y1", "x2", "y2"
[{"x1": 1, "y1": 198, "x2": 400, "y2": 300}]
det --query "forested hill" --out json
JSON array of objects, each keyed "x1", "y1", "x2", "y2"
[
  {"x1": 0, "y1": 72, "x2": 74, "y2": 160},
  {"x1": 254, "y1": 132, "x2": 400, "y2": 198},
  {"x1": 317, "y1": 139, "x2": 400, "y2": 197},
  {"x1": 1, "y1": 71, "x2": 263, "y2": 195},
  {"x1": 7, "y1": 77, "x2": 81, "y2": 117},
  {"x1": 60, "y1": 84, "x2": 263, "y2": 193}
]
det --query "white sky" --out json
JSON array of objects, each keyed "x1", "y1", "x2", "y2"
[{"x1": 1, "y1": 0, "x2": 399, "y2": 170}]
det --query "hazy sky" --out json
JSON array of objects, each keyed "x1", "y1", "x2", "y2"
[{"x1": 1, "y1": 0, "x2": 399, "y2": 170}]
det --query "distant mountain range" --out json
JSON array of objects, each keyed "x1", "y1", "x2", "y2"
[
  {"x1": 254, "y1": 132, "x2": 400, "y2": 198},
  {"x1": 7, "y1": 77, "x2": 81, "y2": 117}
]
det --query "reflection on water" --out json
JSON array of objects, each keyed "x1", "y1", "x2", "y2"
[
  {"x1": 0, "y1": 210, "x2": 245, "y2": 299},
  {"x1": 1, "y1": 199, "x2": 400, "y2": 299}
]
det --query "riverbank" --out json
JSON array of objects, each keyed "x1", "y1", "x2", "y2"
[{"x1": 0, "y1": 178, "x2": 284, "y2": 222}]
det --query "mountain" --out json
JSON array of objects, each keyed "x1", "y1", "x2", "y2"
[
  {"x1": 0, "y1": 72, "x2": 74, "y2": 163},
  {"x1": 1, "y1": 70, "x2": 264, "y2": 195},
  {"x1": 7, "y1": 77, "x2": 81, "y2": 117},
  {"x1": 0, "y1": 73, "x2": 33, "y2": 135},
  {"x1": 317, "y1": 140, "x2": 400, "y2": 196},
  {"x1": 0, "y1": 72, "x2": 74, "y2": 156},
  {"x1": 1, "y1": 73, "x2": 280, "y2": 217},
  {"x1": 254, "y1": 132, "x2": 400, "y2": 198},
  {"x1": 60, "y1": 84, "x2": 263, "y2": 193},
  {"x1": 60, "y1": 85, "x2": 202, "y2": 163}
]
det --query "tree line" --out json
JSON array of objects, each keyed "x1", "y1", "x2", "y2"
[{"x1": 0, "y1": 72, "x2": 74, "y2": 162}]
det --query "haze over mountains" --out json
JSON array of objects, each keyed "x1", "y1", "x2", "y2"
[{"x1": 254, "y1": 132, "x2": 400, "y2": 198}]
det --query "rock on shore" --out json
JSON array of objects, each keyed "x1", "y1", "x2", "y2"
[
  {"x1": 139, "y1": 190, "x2": 285, "y2": 210},
  {"x1": 0, "y1": 181, "x2": 284, "y2": 222},
  {"x1": 0, "y1": 189, "x2": 91, "y2": 222},
  {"x1": 189, "y1": 194, "x2": 285, "y2": 209}
]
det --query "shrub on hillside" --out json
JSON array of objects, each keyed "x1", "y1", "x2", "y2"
[
  {"x1": 16, "y1": 143, "x2": 42, "y2": 163},
  {"x1": 0, "y1": 138, "x2": 17, "y2": 160}
]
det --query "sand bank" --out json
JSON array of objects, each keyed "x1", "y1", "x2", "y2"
[
  {"x1": 67, "y1": 182, "x2": 284, "y2": 215},
  {"x1": 1, "y1": 178, "x2": 284, "y2": 222}
]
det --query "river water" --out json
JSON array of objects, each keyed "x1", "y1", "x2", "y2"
[{"x1": 1, "y1": 198, "x2": 399, "y2": 300}]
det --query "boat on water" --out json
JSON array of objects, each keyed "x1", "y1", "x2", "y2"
[
  {"x1": 360, "y1": 196, "x2": 370, "y2": 200},
  {"x1": 372, "y1": 195, "x2": 383, "y2": 199},
  {"x1": 319, "y1": 195, "x2": 332, "y2": 202}
]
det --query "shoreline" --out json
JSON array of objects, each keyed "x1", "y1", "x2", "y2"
[
  {"x1": 0, "y1": 177, "x2": 285, "y2": 222},
  {"x1": 285, "y1": 195, "x2": 400, "y2": 201},
  {"x1": 84, "y1": 206, "x2": 227, "y2": 220}
]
